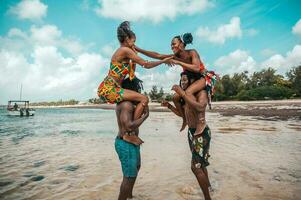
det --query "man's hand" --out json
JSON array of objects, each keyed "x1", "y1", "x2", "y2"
[
  {"x1": 161, "y1": 100, "x2": 170, "y2": 107},
  {"x1": 143, "y1": 105, "x2": 149, "y2": 118},
  {"x1": 172, "y1": 85, "x2": 185, "y2": 97}
]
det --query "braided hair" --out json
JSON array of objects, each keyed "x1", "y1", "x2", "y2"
[
  {"x1": 117, "y1": 21, "x2": 136, "y2": 43},
  {"x1": 173, "y1": 33, "x2": 193, "y2": 47}
]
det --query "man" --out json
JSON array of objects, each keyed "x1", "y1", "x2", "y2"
[
  {"x1": 115, "y1": 77, "x2": 149, "y2": 200},
  {"x1": 162, "y1": 71, "x2": 212, "y2": 200}
]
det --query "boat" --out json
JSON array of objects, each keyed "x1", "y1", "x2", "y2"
[{"x1": 7, "y1": 100, "x2": 35, "y2": 116}]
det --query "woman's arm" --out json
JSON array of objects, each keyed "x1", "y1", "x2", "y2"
[
  {"x1": 135, "y1": 46, "x2": 173, "y2": 60},
  {"x1": 126, "y1": 47, "x2": 172, "y2": 69},
  {"x1": 172, "y1": 50, "x2": 201, "y2": 73}
]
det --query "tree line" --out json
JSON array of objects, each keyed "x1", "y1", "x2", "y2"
[
  {"x1": 213, "y1": 66, "x2": 300, "y2": 101},
  {"x1": 31, "y1": 65, "x2": 300, "y2": 105}
]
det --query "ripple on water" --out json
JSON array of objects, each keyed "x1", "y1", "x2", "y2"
[
  {"x1": 59, "y1": 164, "x2": 80, "y2": 172},
  {"x1": 33, "y1": 160, "x2": 46, "y2": 167},
  {"x1": 60, "y1": 130, "x2": 81, "y2": 136}
]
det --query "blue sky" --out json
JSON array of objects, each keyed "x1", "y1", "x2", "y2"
[{"x1": 0, "y1": 0, "x2": 301, "y2": 104}]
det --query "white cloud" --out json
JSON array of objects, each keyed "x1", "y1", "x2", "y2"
[
  {"x1": 139, "y1": 66, "x2": 182, "y2": 93},
  {"x1": 195, "y1": 17, "x2": 242, "y2": 44},
  {"x1": 260, "y1": 48, "x2": 276, "y2": 57},
  {"x1": 0, "y1": 24, "x2": 109, "y2": 104},
  {"x1": 30, "y1": 25, "x2": 62, "y2": 46},
  {"x1": 8, "y1": 0, "x2": 48, "y2": 21},
  {"x1": 0, "y1": 47, "x2": 108, "y2": 104},
  {"x1": 261, "y1": 44, "x2": 301, "y2": 74},
  {"x1": 1, "y1": 25, "x2": 88, "y2": 56},
  {"x1": 101, "y1": 42, "x2": 118, "y2": 57},
  {"x1": 8, "y1": 28, "x2": 28, "y2": 39},
  {"x1": 95, "y1": 0, "x2": 213, "y2": 23},
  {"x1": 246, "y1": 28, "x2": 259, "y2": 37},
  {"x1": 292, "y1": 19, "x2": 301, "y2": 36},
  {"x1": 214, "y1": 45, "x2": 301, "y2": 75},
  {"x1": 214, "y1": 49, "x2": 256, "y2": 74}
]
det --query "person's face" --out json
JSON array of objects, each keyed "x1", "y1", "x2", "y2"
[
  {"x1": 171, "y1": 38, "x2": 184, "y2": 55},
  {"x1": 180, "y1": 75, "x2": 189, "y2": 90},
  {"x1": 126, "y1": 36, "x2": 136, "y2": 48}
]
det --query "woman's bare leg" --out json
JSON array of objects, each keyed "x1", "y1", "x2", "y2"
[
  {"x1": 186, "y1": 78, "x2": 206, "y2": 96},
  {"x1": 172, "y1": 93, "x2": 186, "y2": 131},
  {"x1": 123, "y1": 89, "x2": 149, "y2": 120}
]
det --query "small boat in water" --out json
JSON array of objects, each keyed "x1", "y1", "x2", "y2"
[{"x1": 7, "y1": 100, "x2": 35, "y2": 116}]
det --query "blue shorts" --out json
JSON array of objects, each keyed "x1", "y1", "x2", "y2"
[{"x1": 115, "y1": 138, "x2": 140, "y2": 177}]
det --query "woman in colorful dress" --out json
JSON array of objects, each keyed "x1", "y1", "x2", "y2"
[
  {"x1": 97, "y1": 21, "x2": 172, "y2": 120},
  {"x1": 135, "y1": 33, "x2": 218, "y2": 134}
]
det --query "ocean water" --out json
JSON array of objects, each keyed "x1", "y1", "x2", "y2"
[
  {"x1": 0, "y1": 108, "x2": 118, "y2": 200},
  {"x1": 0, "y1": 107, "x2": 300, "y2": 200}
]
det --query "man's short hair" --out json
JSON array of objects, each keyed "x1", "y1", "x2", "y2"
[{"x1": 122, "y1": 77, "x2": 143, "y2": 93}]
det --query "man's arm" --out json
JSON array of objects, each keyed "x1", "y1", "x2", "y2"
[
  {"x1": 120, "y1": 104, "x2": 149, "y2": 132},
  {"x1": 161, "y1": 100, "x2": 182, "y2": 117},
  {"x1": 172, "y1": 85, "x2": 207, "y2": 112}
]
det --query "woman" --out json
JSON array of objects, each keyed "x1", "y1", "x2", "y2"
[
  {"x1": 135, "y1": 33, "x2": 217, "y2": 133},
  {"x1": 97, "y1": 21, "x2": 172, "y2": 120}
]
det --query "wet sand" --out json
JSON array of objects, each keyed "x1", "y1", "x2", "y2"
[{"x1": 1, "y1": 105, "x2": 300, "y2": 200}]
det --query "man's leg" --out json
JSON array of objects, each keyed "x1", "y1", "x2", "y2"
[
  {"x1": 191, "y1": 161, "x2": 211, "y2": 200},
  {"x1": 202, "y1": 167, "x2": 211, "y2": 188},
  {"x1": 128, "y1": 165, "x2": 140, "y2": 198},
  {"x1": 118, "y1": 176, "x2": 136, "y2": 200}
]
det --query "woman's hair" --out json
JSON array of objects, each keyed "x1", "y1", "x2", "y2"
[
  {"x1": 173, "y1": 33, "x2": 193, "y2": 47},
  {"x1": 117, "y1": 21, "x2": 136, "y2": 43},
  {"x1": 179, "y1": 70, "x2": 201, "y2": 86},
  {"x1": 122, "y1": 77, "x2": 143, "y2": 93}
]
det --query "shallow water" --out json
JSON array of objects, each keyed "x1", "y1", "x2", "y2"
[{"x1": 0, "y1": 108, "x2": 300, "y2": 200}]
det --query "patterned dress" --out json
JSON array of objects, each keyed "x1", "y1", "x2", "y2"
[{"x1": 97, "y1": 61, "x2": 135, "y2": 104}]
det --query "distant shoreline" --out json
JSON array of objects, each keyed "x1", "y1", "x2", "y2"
[
  {"x1": 18, "y1": 99, "x2": 300, "y2": 120},
  {"x1": 1, "y1": 100, "x2": 300, "y2": 120}
]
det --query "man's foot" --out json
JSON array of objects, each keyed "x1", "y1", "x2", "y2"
[{"x1": 123, "y1": 135, "x2": 144, "y2": 146}]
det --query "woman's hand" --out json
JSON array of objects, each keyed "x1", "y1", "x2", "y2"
[
  {"x1": 163, "y1": 56, "x2": 175, "y2": 67},
  {"x1": 170, "y1": 59, "x2": 181, "y2": 65}
]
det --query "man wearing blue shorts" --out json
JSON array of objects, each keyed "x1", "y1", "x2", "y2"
[{"x1": 115, "y1": 77, "x2": 149, "y2": 200}]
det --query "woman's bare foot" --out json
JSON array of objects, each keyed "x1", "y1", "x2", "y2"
[
  {"x1": 194, "y1": 123, "x2": 206, "y2": 136},
  {"x1": 180, "y1": 118, "x2": 187, "y2": 132},
  {"x1": 123, "y1": 135, "x2": 144, "y2": 145}
]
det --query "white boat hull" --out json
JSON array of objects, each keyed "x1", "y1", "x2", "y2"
[{"x1": 7, "y1": 110, "x2": 35, "y2": 116}]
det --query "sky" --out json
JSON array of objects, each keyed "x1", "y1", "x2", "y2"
[{"x1": 0, "y1": 0, "x2": 301, "y2": 104}]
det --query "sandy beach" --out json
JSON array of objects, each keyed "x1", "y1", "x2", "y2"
[{"x1": 1, "y1": 100, "x2": 300, "y2": 200}]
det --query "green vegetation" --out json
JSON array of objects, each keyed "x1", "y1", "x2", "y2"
[
  {"x1": 30, "y1": 99, "x2": 79, "y2": 106},
  {"x1": 30, "y1": 66, "x2": 301, "y2": 105},
  {"x1": 213, "y1": 66, "x2": 300, "y2": 101}
]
